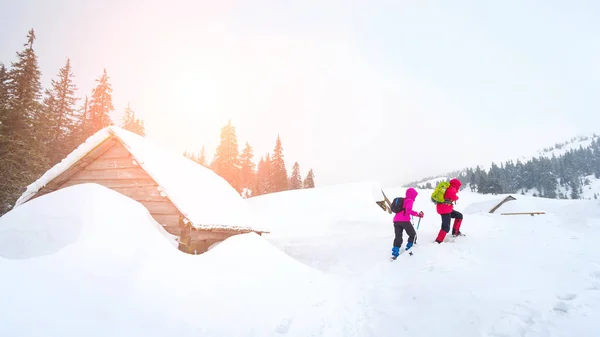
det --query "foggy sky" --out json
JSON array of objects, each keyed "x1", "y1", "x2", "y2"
[{"x1": 1, "y1": 0, "x2": 599, "y2": 187}]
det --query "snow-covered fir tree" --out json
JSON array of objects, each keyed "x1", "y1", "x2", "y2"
[
  {"x1": 41, "y1": 58, "x2": 79, "y2": 165},
  {"x1": 254, "y1": 154, "x2": 272, "y2": 195},
  {"x1": 270, "y1": 135, "x2": 288, "y2": 192},
  {"x1": 88, "y1": 68, "x2": 114, "y2": 133},
  {"x1": 0, "y1": 29, "x2": 48, "y2": 215},
  {"x1": 303, "y1": 169, "x2": 315, "y2": 188},
  {"x1": 239, "y1": 141, "x2": 256, "y2": 196},
  {"x1": 121, "y1": 102, "x2": 145, "y2": 136},
  {"x1": 211, "y1": 120, "x2": 241, "y2": 191},
  {"x1": 289, "y1": 162, "x2": 303, "y2": 189}
]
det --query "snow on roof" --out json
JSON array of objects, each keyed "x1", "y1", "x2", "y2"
[
  {"x1": 15, "y1": 126, "x2": 261, "y2": 232},
  {"x1": 15, "y1": 128, "x2": 113, "y2": 207}
]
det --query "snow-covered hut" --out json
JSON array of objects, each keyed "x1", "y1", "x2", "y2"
[{"x1": 14, "y1": 126, "x2": 266, "y2": 254}]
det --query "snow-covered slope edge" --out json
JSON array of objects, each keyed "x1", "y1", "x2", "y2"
[
  {"x1": 251, "y1": 183, "x2": 600, "y2": 336},
  {"x1": 0, "y1": 183, "x2": 349, "y2": 337}
]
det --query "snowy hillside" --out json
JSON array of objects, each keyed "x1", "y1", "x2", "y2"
[
  {"x1": 0, "y1": 184, "x2": 342, "y2": 336},
  {"x1": 406, "y1": 134, "x2": 600, "y2": 200},
  {"x1": 1, "y1": 182, "x2": 600, "y2": 336},
  {"x1": 245, "y1": 181, "x2": 390, "y2": 237},
  {"x1": 535, "y1": 135, "x2": 597, "y2": 158}
]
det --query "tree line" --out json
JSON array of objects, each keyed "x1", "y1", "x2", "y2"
[
  {"x1": 414, "y1": 135, "x2": 600, "y2": 200},
  {"x1": 184, "y1": 120, "x2": 316, "y2": 198},
  {"x1": 0, "y1": 28, "x2": 315, "y2": 215},
  {"x1": 0, "y1": 29, "x2": 149, "y2": 215}
]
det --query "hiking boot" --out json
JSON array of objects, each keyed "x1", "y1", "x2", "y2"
[
  {"x1": 392, "y1": 246, "x2": 400, "y2": 258},
  {"x1": 452, "y1": 230, "x2": 464, "y2": 237}
]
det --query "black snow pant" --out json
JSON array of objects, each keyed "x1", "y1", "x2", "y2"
[
  {"x1": 393, "y1": 221, "x2": 417, "y2": 247},
  {"x1": 441, "y1": 210, "x2": 463, "y2": 233}
]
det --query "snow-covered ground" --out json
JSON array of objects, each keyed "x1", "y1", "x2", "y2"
[
  {"x1": 1, "y1": 182, "x2": 600, "y2": 336},
  {"x1": 0, "y1": 184, "x2": 344, "y2": 336}
]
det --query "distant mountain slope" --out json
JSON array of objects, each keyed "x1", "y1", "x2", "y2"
[{"x1": 406, "y1": 134, "x2": 600, "y2": 200}]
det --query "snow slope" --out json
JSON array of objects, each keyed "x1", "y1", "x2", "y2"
[
  {"x1": 0, "y1": 184, "x2": 345, "y2": 337},
  {"x1": 515, "y1": 174, "x2": 600, "y2": 201},
  {"x1": 254, "y1": 184, "x2": 600, "y2": 336},
  {"x1": 246, "y1": 181, "x2": 390, "y2": 238},
  {"x1": 2, "y1": 182, "x2": 600, "y2": 336}
]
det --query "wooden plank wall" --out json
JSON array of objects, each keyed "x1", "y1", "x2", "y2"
[
  {"x1": 56, "y1": 142, "x2": 183, "y2": 235},
  {"x1": 179, "y1": 228, "x2": 251, "y2": 254}
]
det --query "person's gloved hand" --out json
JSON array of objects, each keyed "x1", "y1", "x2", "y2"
[{"x1": 418, "y1": 211, "x2": 424, "y2": 218}]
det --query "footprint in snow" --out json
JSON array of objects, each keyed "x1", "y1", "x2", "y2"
[
  {"x1": 275, "y1": 317, "x2": 293, "y2": 334},
  {"x1": 553, "y1": 293, "x2": 577, "y2": 314},
  {"x1": 553, "y1": 301, "x2": 570, "y2": 314},
  {"x1": 487, "y1": 303, "x2": 538, "y2": 337},
  {"x1": 587, "y1": 271, "x2": 600, "y2": 290},
  {"x1": 586, "y1": 282, "x2": 600, "y2": 291},
  {"x1": 557, "y1": 293, "x2": 577, "y2": 301}
]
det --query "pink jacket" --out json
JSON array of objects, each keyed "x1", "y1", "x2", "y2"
[{"x1": 393, "y1": 187, "x2": 420, "y2": 222}]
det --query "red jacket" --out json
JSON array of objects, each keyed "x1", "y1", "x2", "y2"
[{"x1": 436, "y1": 178, "x2": 462, "y2": 214}]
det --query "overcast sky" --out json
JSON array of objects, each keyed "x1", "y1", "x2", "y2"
[{"x1": 1, "y1": 0, "x2": 599, "y2": 187}]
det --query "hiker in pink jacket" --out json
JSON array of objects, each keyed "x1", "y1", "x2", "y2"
[{"x1": 391, "y1": 187, "x2": 423, "y2": 259}]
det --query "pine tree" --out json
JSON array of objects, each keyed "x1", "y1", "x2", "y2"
[
  {"x1": 269, "y1": 134, "x2": 288, "y2": 192},
  {"x1": 253, "y1": 156, "x2": 266, "y2": 196},
  {"x1": 0, "y1": 64, "x2": 9, "y2": 212},
  {"x1": 36, "y1": 88, "x2": 56, "y2": 155},
  {"x1": 303, "y1": 169, "x2": 315, "y2": 188},
  {"x1": 239, "y1": 141, "x2": 256, "y2": 195},
  {"x1": 197, "y1": 145, "x2": 207, "y2": 167},
  {"x1": 43, "y1": 58, "x2": 79, "y2": 165},
  {"x1": 186, "y1": 146, "x2": 208, "y2": 167},
  {"x1": 0, "y1": 29, "x2": 48, "y2": 215},
  {"x1": 255, "y1": 154, "x2": 272, "y2": 195},
  {"x1": 289, "y1": 162, "x2": 303, "y2": 189},
  {"x1": 5, "y1": 29, "x2": 43, "y2": 135},
  {"x1": 74, "y1": 95, "x2": 91, "y2": 143},
  {"x1": 88, "y1": 68, "x2": 114, "y2": 133},
  {"x1": 120, "y1": 102, "x2": 145, "y2": 136},
  {"x1": 0, "y1": 63, "x2": 9, "y2": 116},
  {"x1": 211, "y1": 120, "x2": 241, "y2": 191},
  {"x1": 569, "y1": 179, "x2": 581, "y2": 199}
]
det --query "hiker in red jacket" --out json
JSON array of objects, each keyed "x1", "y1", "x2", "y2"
[{"x1": 435, "y1": 178, "x2": 464, "y2": 243}]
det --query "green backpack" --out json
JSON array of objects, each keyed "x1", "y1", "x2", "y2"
[{"x1": 431, "y1": 181, "x2": 450, "y2": 204}]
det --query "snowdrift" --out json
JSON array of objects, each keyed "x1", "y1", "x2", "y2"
[
  {"x1": 0, "y1": 184, "x2": 342, "y2": 337},
  {"x1": 2, "y1": 181, "x2": 600, "y2": 336},
  {"x1": 247, "y1": 181, "x2": 390, "y2": 237},
  {"x1": 0, "y1": 182, "x2": 178, "y2": 260}
]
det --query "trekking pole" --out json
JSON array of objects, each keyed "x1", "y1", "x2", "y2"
[{"x1": 417, "y1": 217, "x2": 421, "y2": 230}]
